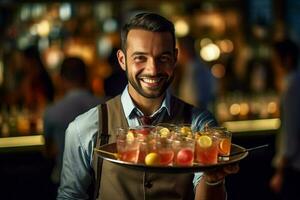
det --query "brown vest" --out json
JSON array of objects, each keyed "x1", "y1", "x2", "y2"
[{"x1": 92, "y1": 95, "x2": 195, "y2": 200}]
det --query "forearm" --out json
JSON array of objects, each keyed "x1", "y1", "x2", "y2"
[{"x1": 195, "y1": 177, "x2": 226, "y2": 200}]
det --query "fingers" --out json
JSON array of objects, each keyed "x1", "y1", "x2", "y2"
[
  {"x1": 223, "y1": 163, "x2": 240, "y2": 174},
  {"x1": 203, "y1": 163, "x2": 240, "y2": 183}
]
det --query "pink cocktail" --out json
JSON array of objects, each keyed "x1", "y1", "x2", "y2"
[
  {"x1": 158, "y1": 149, "x2": 174, "y2": 166},
  {"x1": 116, "y1": 129, "x2": 140, "y2": 163},
  {"x1": 173, "y1": 138, "x2": 195, "y2": 166},
  {"x1": 118, "y1": 148, "x2": 140, "y2": 163}
]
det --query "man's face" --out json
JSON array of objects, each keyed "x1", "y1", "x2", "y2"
[{"x1": 117, "y1": 29, "x2": 177, "y2": 99}]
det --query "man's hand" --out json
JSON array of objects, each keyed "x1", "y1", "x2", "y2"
[
  {"x1": 204, "y1": 163, "x2": 240, "y2": 184},
  {"x1": 195, "y1": 163, "x2": 240, "y2": 200}
]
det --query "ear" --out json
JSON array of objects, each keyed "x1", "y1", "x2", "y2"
[{"x1": 117, "y1": 49, "x2": 126, "y2": 71}]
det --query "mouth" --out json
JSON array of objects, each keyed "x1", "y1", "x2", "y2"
[{"x1": 139, "y1": 76, "x2": 165, "y2": 88}]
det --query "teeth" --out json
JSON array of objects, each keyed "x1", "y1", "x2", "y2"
[{"x1": 142, "y1": 78, "x2": 160, "y2": 83}]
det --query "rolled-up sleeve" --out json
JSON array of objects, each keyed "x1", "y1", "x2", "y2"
[{"x1": 192, "y1": 107, "x2": 218, "y2": 189}]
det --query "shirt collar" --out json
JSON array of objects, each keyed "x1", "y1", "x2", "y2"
[{"x1": 121, "y1": 85, "x2": 171, "y2": 119}]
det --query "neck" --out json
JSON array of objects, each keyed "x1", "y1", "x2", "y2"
[{"x1": 128, "y1": 87, "x2": 165, "y2": 116}]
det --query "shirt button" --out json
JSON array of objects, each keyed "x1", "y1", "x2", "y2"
[{"x1": 144, "y1": 181, "x2": 153, "y2": 188}]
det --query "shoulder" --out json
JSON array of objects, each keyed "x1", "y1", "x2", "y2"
[
  {"x1": 66, "y1": 106, "x2": 99, "y2": 150},
  {"x1": 43, "y1": 101, "x2": 63, "y2": 122},
  {"x1": 171, "y1": 95, "x2": 218, "y2": 130},
  {"x1": 191, "y1": 107, "x2": 218, "y2": 131},
  {"x1": 44, "y1": 96, "x2": 70, "y2": 117}
]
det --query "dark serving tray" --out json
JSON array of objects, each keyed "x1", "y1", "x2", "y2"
[{"x1": 94, "y1": 143, "x2": 248, "y2": 173}]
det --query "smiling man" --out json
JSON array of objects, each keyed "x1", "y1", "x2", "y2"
[
  {"x1": 118, "y1": 28, "x2": 176, "y2": 115},
  {"x1": 57, "y1": 12, "x2": 238, "y2": 200}
]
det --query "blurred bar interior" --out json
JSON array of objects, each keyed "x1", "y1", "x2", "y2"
[{"x1": 0, "y1": 0, "x2": 299, "y2": 199}]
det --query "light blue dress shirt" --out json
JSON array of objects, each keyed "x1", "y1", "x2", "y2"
[{"x1": 57, "y1": 86, "x2": 217, "y2": 199}]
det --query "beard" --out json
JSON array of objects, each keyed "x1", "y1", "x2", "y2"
[{"x1": 125, "y1": 65, "x2": 174, "y2": 99}]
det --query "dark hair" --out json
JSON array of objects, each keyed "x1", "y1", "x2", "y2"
[
  {"x1": 121, "y1": 12, "x2": 176, "y2": 52},
  {"x1": 60, "y1": 57, "x2": 87, "y2": 86}
]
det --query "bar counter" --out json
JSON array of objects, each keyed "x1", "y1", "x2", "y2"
[{"x1": 0, "y1": 118, "x2": 280, "y2": 149}]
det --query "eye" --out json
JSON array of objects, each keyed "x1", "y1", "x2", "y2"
[
  {"x1": 133, "y1": 55, "x2": 147, "y2": 63},
  {"x1": 159, "y1": 55, "x2": 172, "y2": 63}
]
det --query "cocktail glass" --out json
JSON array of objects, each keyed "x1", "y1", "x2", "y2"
[
  {"x1": 211, "y1": 127, "x2": 232, "y2": 161},
  {"x1": 173, "y1": 137, "x2": 195, "y2": 166},
  {"x1": 176, "y1": 123, "x2": 193, "y2": 139},
  {"x1": 130, "y1": 125, "x2": 156, "y2": 140},
  {"x1": 156, "y1": 123, "x2": 177, "y2": 139},
  {"x1": 138, "y1": 132, "x2": 158, "y2": 164},
  {"x1": 116, "y1": 128, "x2": 140, "y2": 163},
  {"x1": 156, "y1": 138, "x2": 174, "y2": 166},
  {"x1": 194, "y1": 131, "x2": 219, "y2": 165}
]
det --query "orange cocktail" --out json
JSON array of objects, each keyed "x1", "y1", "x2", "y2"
[
  {"x1": 211, "y1": 127, "x2": 232, "y2": 161},
  {"x1": 195, "y1": 133, "x2": 218, "y2": 165}
]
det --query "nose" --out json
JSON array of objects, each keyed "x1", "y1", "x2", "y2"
[{"x1": 145, "y1": 58, "x2": 159, "y2": 75}]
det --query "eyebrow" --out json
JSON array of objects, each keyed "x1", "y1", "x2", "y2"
[
  {"x1": 130, "y1": 52, "x2": 147, "y2": 58},
  {"x1": 130, "y1": 51, "x2": 173, "y2": 58}
]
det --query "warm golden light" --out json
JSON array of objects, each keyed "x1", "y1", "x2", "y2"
[
  {"x1": 37, "y1": 20, "x2": 50, "y2": 37},
  {"x1": 211, "y1": 63, "x2": 225, "y2": 78},
  {"x1": 200, "y1": 43, "x2": 220, "y2": 62},
  {"x1": 175, "y1": 19, "x2": 189, "y2": 37},
  {"x1": 230, "y1": 103, "x2": 240, "y2": 116},
  {"x1": 45, "y1": 47, "x2": 63, "y2": 70},
  {"x1": 267, "y1": 101, "x2": 278, "y2": 114},
  {"x1": 223, "y1": 118, "x2": 281, "y2": 132},
  {"x1": 240, "y1": 102, "x2": 250, "y2": 116},
  {"x1": 200, "y1": 38, "x2": 212, "y2": 47},
  {"x1": 217, "y1": 39, "x2": 234, "y2": 53},
  {"x1": 0, "y1": 136, "x2": 45, "y2": 148}
]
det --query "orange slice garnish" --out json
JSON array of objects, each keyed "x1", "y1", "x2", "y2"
[{"x1": 219, "y1": 138, "x2": 231, "y2": 154}]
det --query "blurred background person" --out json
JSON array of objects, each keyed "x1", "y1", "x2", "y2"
[
  {"x1": 269, "y1": 36, "x2": 300, "y2": 200},
  {"x1": 20, "y1": 45, "x2": 55, "y2": 113},
  {"x1": 175, "y1": 35, "x2": 217, "y2": 111},
  {"x1": 243, "y1": 20, "x2": 275, "y2": 94},
  {"x1": 43, "y1": 56, "x2": 105, "y2": 197}
]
